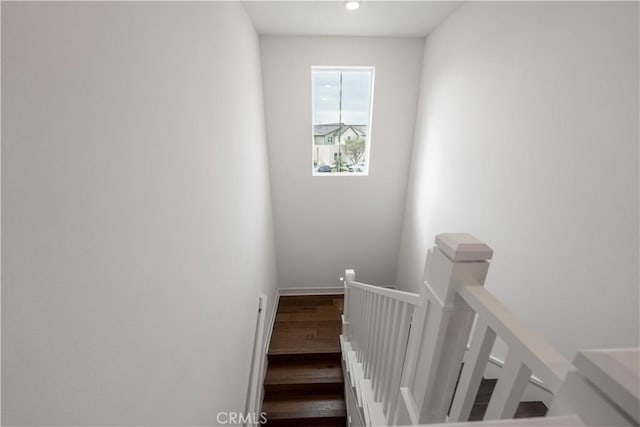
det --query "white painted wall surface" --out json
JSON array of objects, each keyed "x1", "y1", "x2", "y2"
[
  {"x1": 2, "y1": 3, "x2": 278, "y2": 425},
  {"x1": 260, "y1": 36, "x2": 424, "y2": 288},
  {"x1": 396, "y1": 1, "x2": 639, "y2": 360}
]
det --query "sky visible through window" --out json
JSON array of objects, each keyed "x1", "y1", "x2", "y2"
[{"x1": 313, "y1": 70, "x2": 372, "y2": 125}]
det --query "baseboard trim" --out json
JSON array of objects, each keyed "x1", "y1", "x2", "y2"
[
  {"x1": 278, "y1": 287, "x2": 344, "y2": 296},
  {"x1": 264, "y1": 292, "x2": 280, "y2": 364},
  {"x1": 245, "y1": 294, "x2": 268, "y2": 426}
]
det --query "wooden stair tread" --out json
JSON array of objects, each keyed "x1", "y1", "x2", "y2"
[
  {"x1": 270, "y1": 326, "x2": 341, "y2": 337},
  {"x1": 268, "y1": 346, "x2": 341, "y2": 356},
  {"x1": 276, "y1": 311, "x2": 343, "y2": 322},
  {"x1": 267, "y1": 352, "x2": 341, "y2": 364},
  {"x1": 271, "y1": 320, "x2": 341, "y2": 329},
  {"x1": 262, "y1": 394, "x2": 346, "y2": 419},
  {"x1": 265, "y1": 361, "x2": 343, "y2": 385},
  {"x1": 276, "y1": 304, "x2": 343, "y2": 314},
  {"x1": 269, "y1": 327, "x2": 341, "y2": 355},
  {"x1": 278, "y1": 295, "x2": 342, "y2": 307}
]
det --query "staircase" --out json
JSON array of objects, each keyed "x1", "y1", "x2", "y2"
[
  {"x1": 260, "y1": 293, "x2": 548, "y2": 427},
  {"x1": 262, "y1": 295, "x2": 347, "y2": 426},
  {"x1": 257, "y1": 234, "x2": 639, "y2": 427}
]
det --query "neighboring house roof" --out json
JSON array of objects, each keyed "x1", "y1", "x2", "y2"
[{"x1": 313, "y1": 123, "x2": 367, "y2": 138}]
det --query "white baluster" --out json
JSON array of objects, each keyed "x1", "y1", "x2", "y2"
[
  {"x1": 365, "y1": 292, "x2": 375, "y2": 369},
  {"x1": 373, "y1": 296, "x2": 391, "y2": 399},
  {"x1": 484, "y1": 353, "x2": 531, "y2": 420},
  {"x1": 344, "y1": 269, "x2": 355, "y2": 336},
  {"x1": 358, "y1": 289, "x2": 367, "y2": 360},
  {"x1": 361, "y1": 291, "x2": 370, "y2": 366},
  {"x1": 365, "y1": 292, "x2": 378, "y2": 377},
  {"x1": 449, "y1": 318, "x2": 497, "y2": 422},
  {"x1": 373, "y1": 293, "x2": 385, "y2": 379},
  {"x1": 378, "y1": 299, "x2": 399, "y2": 402},
  {"x1": 398, "y1": 280, "x2": 429, "y2": 392},
  {"x1": 386, "y1": 302, "x2": 412, "y2": 420},
  {"x1": 353, "y1": 288, "x2": 362, "y2": 354}
]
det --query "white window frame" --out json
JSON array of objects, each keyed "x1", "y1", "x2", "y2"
[{"x1": 311, "y1": 66, "x2": 375, "y2": 177}]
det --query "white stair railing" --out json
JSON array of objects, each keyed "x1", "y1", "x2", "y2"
[
  {"x1": 342, "y1": 270, "x2": 423, "y2": 426},
  {"x1": 393, "y1": 234, "x2": 496, "y2": 426},
  {"x1": 449, "y1": 283, "x2": 571, "y2": 422},
  {"x1": 341, "y1": 233, "x2": 639, "y2": 427},
  {"x1": 342, "y1": 233, "x2": 495, "y2": 426}
]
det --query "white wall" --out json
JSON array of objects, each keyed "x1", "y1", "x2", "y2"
[
  {"x1": 397, "y1": 1, "x2": 639, "y2": 361},
  {"x1": 2, "y1": 3, "x2": 278, "y2": 425},
  {"x1": 260, "y1": 36, "x2": 424, "y2": 288}
]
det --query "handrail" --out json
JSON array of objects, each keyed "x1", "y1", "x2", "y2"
[
  {"x1": 348, "y1": 280, "x2": 422, "y2": 306},
  {"x1": 458, "y1": 283, "x2": 572, "y2": 392},
  {"x1": 343, "y1": 276, "x2": 420, "y2": 426},
  {"x1": 340, "y1": 234, "x2": 591, "y2": 427}
]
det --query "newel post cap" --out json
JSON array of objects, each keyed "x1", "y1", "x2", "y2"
[
  {"x1": 435, "y1": 233, "x2": 493, "y2": 262},
  {"x1": 345, "y1": 269, "x2": 356, "y2": 281}
]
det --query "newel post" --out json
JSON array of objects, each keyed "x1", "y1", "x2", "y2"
[
  {"x1": 343, "y1": 269, "x2": 355, "y2": 338},
  {"x1": 412, "y1": 234, "x2": 493, "y2": 424}
]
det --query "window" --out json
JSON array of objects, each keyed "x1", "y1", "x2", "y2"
[{"x1": 311, "y1": 67, "x2": 374, "y2": 175}]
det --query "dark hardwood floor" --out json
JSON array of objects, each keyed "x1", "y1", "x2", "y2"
[{"x1": 262, "y1": 295, "x2": 346, "y2": 426}]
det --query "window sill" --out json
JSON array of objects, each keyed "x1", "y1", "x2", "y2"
[{"x1": 312, "y1": 171, "x2": 369, "y2": 177}]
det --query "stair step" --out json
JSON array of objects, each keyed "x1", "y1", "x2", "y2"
[
  {"x1": 278, "y1": 295, "x2": 341, "y2": 307},
  {"x1": 267, "y1": 351, "x2": 342, "y2": 364},
  {"x1": 269, "y1": 327, "x2": 341, "y2": 355},
  {"x1": 262, "y1": 394, "x2": 346, "y2": 426},
  {"x1": 276, "y1": 311, "x2": 343, "y2": 322},
  {"x1": 270, "y1": 326, "x2": 342, "y2": 339},
  {"x1": 265, "y1": 382, "x2": 344, "y2": 395},
  {"x1": 269, "y1": 343, "x2": 341, "y2": 355},
  {"x1": 272, "y1": 320, "x2": 341, "y2": 329},
  {"x1": 265, "y1": 360, "x2": 343, "y2": 394},
  {"x1": 265, "y1": 360, "x2": 343, "y2": 385},
  {"x1": 276, "y1": 304, "x2": 343, "y2": 314}
]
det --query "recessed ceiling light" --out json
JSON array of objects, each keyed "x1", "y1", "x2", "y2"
[{"x1": 345, "y1": 1, "x2": 360, "y2": 11}]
